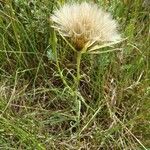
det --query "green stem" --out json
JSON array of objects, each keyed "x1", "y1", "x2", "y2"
[
  {"x1": 75, "y1": 52, "x2": 82, "y2": 126},
  {"x1": 76, "y1": 52, "x2": 82, "y2": 88},
  {"x1": 52, "y1": 30, "x2": 73, "y2": 95}
]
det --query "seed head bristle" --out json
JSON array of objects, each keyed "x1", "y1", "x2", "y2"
[{"x1": 51, "y1": 2, "x2": 121, "y2": 50}]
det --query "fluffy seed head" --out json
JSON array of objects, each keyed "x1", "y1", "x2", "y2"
[{"x1": 51, "y1": 2, "x2": 121, "y2": 50}]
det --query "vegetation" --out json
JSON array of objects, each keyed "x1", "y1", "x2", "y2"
[{"x1": 0, "y1": 0, "x2": 149, "y2": 149}]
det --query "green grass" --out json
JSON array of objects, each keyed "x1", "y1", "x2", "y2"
[{"x1": 0, "y1": 0, "x2": 150, "y2": 149}]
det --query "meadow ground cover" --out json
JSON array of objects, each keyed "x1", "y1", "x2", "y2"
[{"x1": 0, "y1": 0, "x2": 150, "y2": 149}]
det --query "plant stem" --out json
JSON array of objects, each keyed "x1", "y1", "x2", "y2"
[
  {"x1": 75, "y1": 52, "x2": 82, "y2": 126},
  {"x1": 76, "y1": 52, "x2": 82, "y2": 88},
  {"x1": 52, "y1": 30, "x2": 73, "y2": 94}
]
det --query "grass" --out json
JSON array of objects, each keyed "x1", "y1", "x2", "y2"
[{"x1": 0, "y1": 0, "x2": 150, "y2": 149}]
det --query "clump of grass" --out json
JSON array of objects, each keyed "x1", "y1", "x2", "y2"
[{"x1": 0, "y1": 0, "x2": 149, "y2": 149}]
